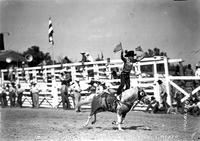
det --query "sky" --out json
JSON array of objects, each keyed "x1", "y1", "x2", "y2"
[{"x1": 0, "y1": 0, "x2": 200, "y2": 66}]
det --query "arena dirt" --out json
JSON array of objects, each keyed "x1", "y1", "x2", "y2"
[{"x1": 0, "y1": 108, "x2": 200, "y2": 141}]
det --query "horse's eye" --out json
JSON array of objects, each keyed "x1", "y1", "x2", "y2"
[{"x1": 140, "y1": 92, "x2": 144, "y2": 96}]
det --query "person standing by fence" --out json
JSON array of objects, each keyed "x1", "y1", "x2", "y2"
[
  {"x1": 69, "y1": 79, "x2": 82, "y2": 112},
  {"x1": 185, "y1": 64, "x2": 195, "y2": 93},
  {"x1": 8, "y1": 82, "x2": 16, "y2": 108},
  {"x1": 0, "y1": 84, "x2": 8, "y2": 107},
  {"x1": 30, "y1": 82, "x2": 41, "y2": 108},
  {"x1": 16, "y1": 84, "x2": 24, "y2": 108},
  {"x1": 157, "y1": 80, "x2": 170, "y2": 113},
  {"x1": 59, "y1": 70, "x2": 72, "y2": 110}
]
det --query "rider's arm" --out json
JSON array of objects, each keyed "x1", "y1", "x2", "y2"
[{"x1": 121, "y1": 50, "x2": 126, "y2": 62}]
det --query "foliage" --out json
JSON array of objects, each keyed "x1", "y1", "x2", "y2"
[
  {"x1": 23, "y1": 46, "x2": 52, "y2": 67},
  {"x1": 143, "y1": 47, "x2": 167, "y2": 57},
  {"x1": 62, "y1": 56, "x2": 73, "y2": 63},
  {"x1": 140, "y1": 47, "x2": 167, "y2": 75}
]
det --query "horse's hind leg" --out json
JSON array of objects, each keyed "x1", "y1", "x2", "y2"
[
  {"x1": 84, "y1": 115, "x2": 92, "y2": 127},
  {"x1": 91, "y1": 113, "x2": 96, "y2": 124}
]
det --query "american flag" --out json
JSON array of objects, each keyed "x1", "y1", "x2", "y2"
[
  {"x1": 48, "y1": 17, "x2": 54, "y2": 45},
  {"x1": 113, "y1": 42, "x2": 122, "y2": 53}
]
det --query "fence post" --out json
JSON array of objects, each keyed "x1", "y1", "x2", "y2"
[
  {"x1": 153, "y1": 57, "x2": 160, "y2": 102},
  {"x1": 51, "y1": 74, "x2": 58, "y2": 108},
  {"x1": 1, "y1": 70, "x2": 4, "y2": 85},
  {"x1": 71, "y1": 66, "x2": 76, "y2": 80},
  {"x1": 164, "y1": 56, "x2": 171, "y2": 106},
  {"x1": 94, "y1": 64, "x2": 99, "y2": 80}
]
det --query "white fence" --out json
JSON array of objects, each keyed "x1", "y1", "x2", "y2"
[{"x1": 1, "y1": 56, "x2": 199, "y2": 109}]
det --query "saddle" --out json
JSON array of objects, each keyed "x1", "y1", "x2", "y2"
[{"x1": 99, "y1": 93, "x2": 118, "y2": 112}]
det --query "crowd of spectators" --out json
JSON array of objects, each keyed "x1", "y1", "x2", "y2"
[
  {"x1": 1, "y1": 62, "x2": 200, "y2": 117},
  {"x1": 145, "y1": 63, "x2": 200, "y2": 116}
]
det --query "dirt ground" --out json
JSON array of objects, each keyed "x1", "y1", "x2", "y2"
[{"x1": 0, "y1": 107, "x2": 200, "y2": 141}]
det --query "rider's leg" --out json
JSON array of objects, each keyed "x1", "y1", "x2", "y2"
[
  {"x1": 116, "y1": 74, "x2": 126, "y2": 95},
  {"x1": 124, "y1": 74, "x2": 130, "y2": 90}
]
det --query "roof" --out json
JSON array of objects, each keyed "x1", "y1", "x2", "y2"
[{"x1": 0, "y1": 50, "x2": 25, "y2": 62}]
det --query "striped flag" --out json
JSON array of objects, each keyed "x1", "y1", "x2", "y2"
[
  {"x1": 48, "y1": 17, "x2": 54, "y2": 45},
  {"x1": 113, "y1": 42, "x2": 122, "y2": 53}
]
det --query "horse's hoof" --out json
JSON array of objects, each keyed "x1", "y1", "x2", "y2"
[
  {"x1": 112, "y1": 121, "x2": 116, "y2": 125},
  {"x1": 83, "y1": 123, "x2": 88, "y2": 127},
  {"x1": 118, "y1": 128, "x2": 124, "y2": 131},
  {"x1": 91, "y1": 121, "x2": 96, "y2": 125}
]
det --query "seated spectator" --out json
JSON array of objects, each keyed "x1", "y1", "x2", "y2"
[
  {"x1": 146, "y1": 96, "x2": 159, "y2": 113},
  {"x1": 167, "y1": 103, "x2": 178, "y2": 114},
  {"x1": 186, "y1": 93, "x2": 200, "y2": 116}
]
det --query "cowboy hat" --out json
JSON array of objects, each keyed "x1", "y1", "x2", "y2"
[
  {"x1": 125, "y1": 50, "x2": 136, "y2": 57},
  {"x1": 157, "y1": 80, "x2": 163, "y2": 84}
]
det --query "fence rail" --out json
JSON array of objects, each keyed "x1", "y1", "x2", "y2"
[{"x1": 1, "y1": 56, "x2": 199, "y2": 109}]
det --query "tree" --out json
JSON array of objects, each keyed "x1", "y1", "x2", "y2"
[
  {"x1": 44, "y1": 52, "x2": 53, "y2": 65},
  {"x1": 23, "y1": 46, "x2": 52, "y2": 67},
  {"x1": 62, "y1": 56, "x2": 73, "y2": 64},
  {"x1": 144, "y1": 47, "x2": 167, "y2": 57},
  {"x1": 141, "y1": 47, "x2": 167, "y2": 75},
  {"x1": 95, "y1": 53, "x2": 104, "y2": 61}
]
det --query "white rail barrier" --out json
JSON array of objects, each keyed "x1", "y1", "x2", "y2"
[{"x1": 2, "y1": 56, "x2": 198, "y2": 109}]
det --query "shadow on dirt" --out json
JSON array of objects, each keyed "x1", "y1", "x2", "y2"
[
  {"x1": 111, "y1": 125, "x2": 151, "y2": 131},
  {"x1": 79, "y1": 125, "x2": 152, "y2": 131}
]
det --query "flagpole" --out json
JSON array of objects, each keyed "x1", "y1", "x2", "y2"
[
  {"x1": 48, "y1": 17, "x2": 55, "y2": 65},
  {"x1": 52, "y1": 44, "x2": 55, "y2": 65}
]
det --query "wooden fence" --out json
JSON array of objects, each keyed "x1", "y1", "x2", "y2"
[{"x1": 1, "y1": 56, "x2": 199, "y2": 110}]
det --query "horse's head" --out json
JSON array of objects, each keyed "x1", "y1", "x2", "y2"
[{"x1": 137, "y1": 87, "x2": 147, "y2": 103}]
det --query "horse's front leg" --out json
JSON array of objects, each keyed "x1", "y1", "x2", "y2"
[
  {"x1": 117, "y1": 113, "x2": 124, "y2": 131},
  {"x1": 91, "y1": 113, "x2": 96, "y2": 124}
]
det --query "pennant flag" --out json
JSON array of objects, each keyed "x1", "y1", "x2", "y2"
[
  {"x1": 135, "y1": 45, "x2": 143, "y2": 52},
  {"x1": 48, "y1": 17, "x2": 54, "y2": 45},
  {"x1": 113, "y1": 42, "x2": 122, "y2": 53}
]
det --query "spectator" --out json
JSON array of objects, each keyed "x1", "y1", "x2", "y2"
[
  {"x1": 187, "y1": 94, "x2": 200, "y2": 116},
  {"x1": 30, "y1": 82, "x2": 41, "y2": 108},
  {"x1": 95, "y1": 81, "x2": 104, "y2": 94},
  {"x1": 185, "y1": 64, "x2": 195, "y2": 76},
  {"x1": 195, "y1": 63, "x2": 200, "y2": 88},
  {"x1": 69, "y1": 79, "x2": 82, "y2": 112},
  {"x1": 111, "y1": 70, "x2": 119, "y2": 79},
  {"x1": 0, "y1": 84, "x2": 3, "y2": 107},
  {"x1": 86, "y1": 78, "x2": 98, "y2": 94},
  {"x1": 1, "y1": 84, "x2": 8, "y2": 107},
  {"x1": 157, "y1": 80, "x2": 170, "y2": 113},
  {"x1": 16, "y1": 84, "x2": 24, "y2": 108},
  {"x1": 8, "y1": 82, "x2": 16, "y2": 108},
  {"x1": 59, "y1": 70, "x2": 72, "y2": 110},
  {"x1": 146, "y1": 96, "x2": 159, "y2": 113},
  {"x1": 185, "y1": 64, "x2": 195, "y2": 93},
  {"x1": 195, "y1": 64, "x2": 200, "y2": 77}
]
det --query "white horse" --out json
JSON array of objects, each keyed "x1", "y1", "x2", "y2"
[{"x1": 83, "y1": 86, "x2": 147, "y2": 130}]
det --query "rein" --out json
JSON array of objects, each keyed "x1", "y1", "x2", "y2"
[{"x1": 130, "y1": 100, "x2": 140, "y2": 111}]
